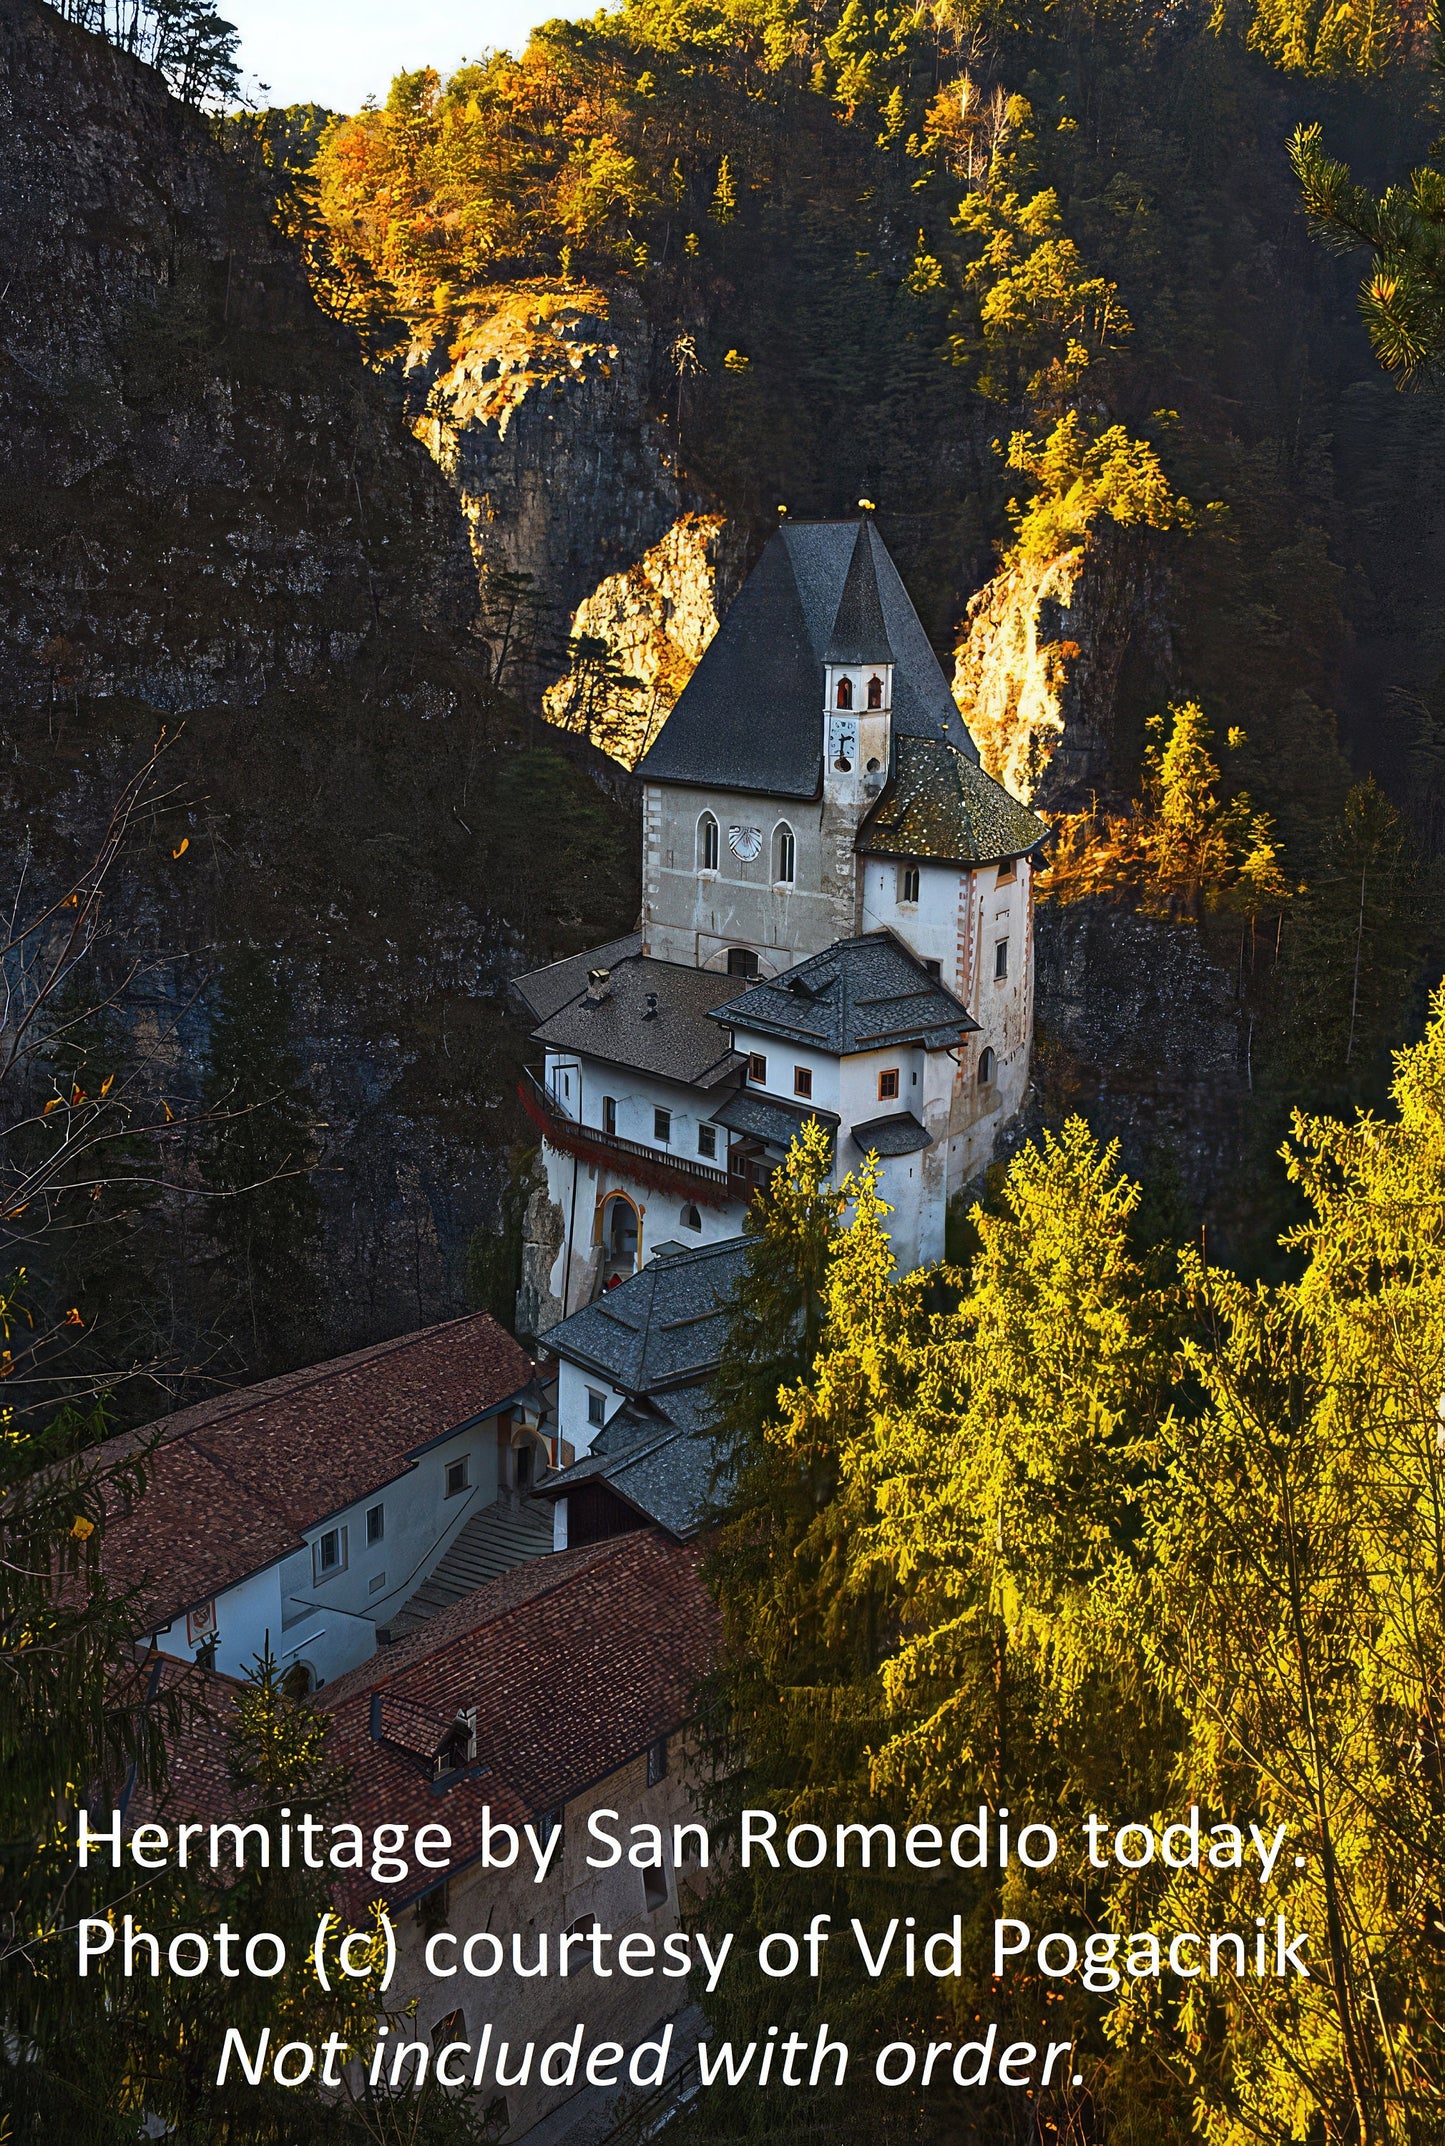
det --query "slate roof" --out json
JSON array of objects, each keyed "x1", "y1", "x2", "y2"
[
  {"x1": 145, "y1": 1532, "x2": 717, "y2": 1911},
  {"x1": 710, "y1": 931, "x2": 979, "y2": 1055},
  {"x1": 710, "y1": 1088, "x2": 839, "y2": 1148},
  {"x1": 509, "y1": 932, "x2": 643, "y2": 1026},
  {"x1": 536, "y1": 1387, "x2": 722, "y2": 1541},
  {"x1": 858, "y1": 735, "x2": 1047, "y2": 867},
  {"x1": 541, "y1": 1236, "x2": 750, "y2": 1394},
  {"x1": 824, "y1": 519, "x2": 893, "y2": 664},
  {"x1": 98, "y1": 1317, "x2": 534, "y2": 1633},
  {"x1": 524, "y1": 949, "x2": 747, "y2": 1089},
  {"x1": 850, "y1": 1109, "x2": 933, "y2": 1157},
  {"x1": 636, "y1": 520, "x2": 975, "y2": 799}
]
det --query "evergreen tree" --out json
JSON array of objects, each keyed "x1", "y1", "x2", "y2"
[{"x1": 199, "y1": 948, "x2": 322, "y2": 1378}]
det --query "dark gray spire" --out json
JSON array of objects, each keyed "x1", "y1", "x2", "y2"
[{"x1": 823, "y1": 520, "x2": 893, "y2": 665}]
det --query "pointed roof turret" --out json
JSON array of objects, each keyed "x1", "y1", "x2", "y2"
[
  {"x1": 824, "y1": 520, "x2": 893, "y2": 666},
  {"x1": 637, "y1": 517, "x2": 974, "y2": 800}
]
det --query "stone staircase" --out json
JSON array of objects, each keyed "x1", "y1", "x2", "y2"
[{"x1": 383, "y1": 1498, "x2": 555, "y2": 1641}]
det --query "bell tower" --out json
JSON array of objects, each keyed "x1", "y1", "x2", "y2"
[{"x1": 821, "y1": 519, "x2": 895, "y2": 934}]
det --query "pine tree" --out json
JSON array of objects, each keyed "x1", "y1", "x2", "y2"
[{"x1": 199, "y1": 948, "x2": 322, "y2": 1378}]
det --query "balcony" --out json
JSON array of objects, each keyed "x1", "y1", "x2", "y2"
[{"x1": 518, "y1": 1070, "x2": 737, "y2": 1208}]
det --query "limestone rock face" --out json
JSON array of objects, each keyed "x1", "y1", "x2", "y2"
[
  {"x1": 952, "y1": 529, "x2": 1162, "y2": 811},
  {"x1": 401, "y1": 284, "x2": 684, "y2": 635},
  {"x1": 542, "y1": 511, "x2": 745, "y2": 766}
]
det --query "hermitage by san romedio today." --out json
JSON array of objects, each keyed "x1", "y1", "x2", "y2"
[{"x1": 514, "y1": 516, "x2": 1046, "y2": 1475}]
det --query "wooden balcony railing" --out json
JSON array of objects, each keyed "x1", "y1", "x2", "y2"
[{"x1": 518, "y1": 1070, "x2": 737, "y2": 1208}]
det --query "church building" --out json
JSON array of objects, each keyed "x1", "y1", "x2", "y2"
[{"x1": 514, "y1": 517, "x2": 1045, "y2": 1379}]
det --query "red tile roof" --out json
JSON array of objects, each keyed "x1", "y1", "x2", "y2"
[
  {"x1": 100, "y1": 1316, "x2": 533, "y2": 1632},
  {"x1": 145, "y1": 1531, "x2": 718, "y2": 1911}
]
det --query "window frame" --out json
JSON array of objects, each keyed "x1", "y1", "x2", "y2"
[
  {"x1": 699, "y1": 812, "x2": 719, "y2": 873},
  {"x1": 313, "y1": 1526, "x2": 348, "y2": 1583},
  {"x1": 900, "y1": 863, "x2": 920, "y2": 905},
  {"x1": 697, "y1": 1122, "x2": 717, "y2": 1159},
  {"x1": 774, "y1": 822, "x2": 796, "y2": 885},
  {"x1": 365, "y1": 1503, "x2": 385, "y2": 1547},
  {"x1": 748, "y1": 1052, "x2": 767, "y2": 1085},
  {"x1": 647, "y1": 1734, "x2": 669, "y2": 1786},
  {"x1": 602, "y1": 1095, "x2": 617, "y2": 1137},
  {"x1": 680, "y1": 1203, "x2": 702, "y2": 1232},
  {"x1": 835, "y1": 675, "x2": 853, "y2": 709},
  {"x1": 996, "y1": 856, "x2": 1017, "y2": 883},
  {"x1": 878, "y1": 1068, "x2": 900, "y2": 1101},
  {"x1": 586, "y1": 1387, "x2": 607, "y2": 1428},
  {"x1": 793, "y1": 1065, "x2": 812, "y2": 1099},
  {"x1": 995, "y1": 939, "x2": 1009, "y2": 980},
  {"x1": 653, "y1": 1105, "x2": 672, "y2": 1146},
  {"x1": 978, "y1": 1046, "x2": 997, "y2": 1086},
  {"x1": 444, "y1": 1455, "x2": 470, "y2": 1499}
]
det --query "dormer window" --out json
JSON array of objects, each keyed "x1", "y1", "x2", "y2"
[
  {"x1": 867, "y1": 674, "x2": 884, "y2": 709},
  {"x1": 835, "y1": 676, "x2": 853, "y2": 709}
]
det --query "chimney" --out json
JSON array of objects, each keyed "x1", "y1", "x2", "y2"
[
  {"x1": 587, "y1": 968, "x2": 612, "y2": 1004},
  {"x1": 643, "y1": 991, "x2": 659, "y2": 1021}
]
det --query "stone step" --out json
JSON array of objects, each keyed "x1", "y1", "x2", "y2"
[{"x1": 384, "y1": 1498, "x2": 554, "y2": 1640}]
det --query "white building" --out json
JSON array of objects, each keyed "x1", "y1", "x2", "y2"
[
  {"x1": 102, "y1": 1317, "x2": 551, "y2": 1690},
  {"x1": 514, "y1": 517, "x2": 1045, "y2": 1335}
]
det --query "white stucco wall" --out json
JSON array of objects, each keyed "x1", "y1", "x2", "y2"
[{"x1": 149, "y1": 1417, "x2": 508, "y2": 1688}]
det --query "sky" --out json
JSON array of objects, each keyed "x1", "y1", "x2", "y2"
[{"x1": 224, "y1": 0, "x2": 571, "y2": 112}]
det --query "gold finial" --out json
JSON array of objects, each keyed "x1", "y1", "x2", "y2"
[
  {"x1": 858, "y1": 497, "x2": 876, "y2": 513},
  {"x1": 777, "y1": 503, "x2": 788, "y2": 515}
]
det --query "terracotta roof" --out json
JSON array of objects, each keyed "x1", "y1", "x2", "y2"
[
  {"x1": 101, "y1": 1316, "x2": 534, "y2": 1633},
  {"x1": 146, "y1": 1532, "x2": 718, "y2": 1912}
]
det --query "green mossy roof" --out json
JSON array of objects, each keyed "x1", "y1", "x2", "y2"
[{"x1": 859, "y1": 736, "x2": 1047, "y2": 867}]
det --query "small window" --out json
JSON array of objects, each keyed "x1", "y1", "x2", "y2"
[
  {"x1": 995, "y1": 940, "x2": 1009, "y2": 980},
  {"x1": 587, "y1": 1387, "x2": 607, "y2": 1428},
  {"x1": 900, "y1": 863, "x2": 920, "y2": 904},
  {"x1": 996, "y1": 856, "x2": 1016, "y2": 883},
  {"x1": 281, "y1": 1660, "x2": 314, "y2": 1700},
  {"x1": 445, "y1": 1456, "x2": 470, "y2": 1498},
  {"x1": 867, "y1": 673, "x2": 884, "y2": 709},
  {"x1": 775, "y1": 824, "x2": 795, "y2": 885},
  {"x1": 748, "y1": 1053, "x2": 767, "y2": 1084},
  {"x1": 699, "y1": 813, "x2": 719, "y2": 872},
  {"x1": 879, "y1": 1069, "x2": 900, "y2": 1101},
  {"x1": 642, "y1": 1865, "x2": 669, "y2": 1912},
  {"x1": 835, "y1": 675, "x2": 853, "y2": 709},
  {"x1": 537, "y1": 1807, "x2": 563, "y2": 1846},
  {"x1": 697, "y1": 1123, "x2": 717, "y2": 1159},
  {"x1": 603, "y1": 1095, "x2": 617, "y2": 1136},
  {"x1": 313, "y1": 1527, "x2": 347, "y2": 1582},
  {"x1": 366, "y1": 1503, "x2": 385, "y2": 1547},
  {"x1": 924, "y1": 958, "x2": 942, "y2": 979},
  {"x1": 647, "y1": 1734, "x2": 669, "y2": 1786},
  {"x1": 978, "y1": 1047, "x2": 996, "y2": 1085},
  {"x1": 793, "y1": 1066, "x2": 812, "y2": 1099},
  {"x1": 680, "y1": 1203, "x2": 702, "y2": 1232},
  {"x1": 654, "y1": 1106, "x2": 671, "y2": 1145},
  {"x1": 369, "y1": 1570, "x2": 387, "y2": 1594},
  {"x1": 726, "y1": 947, "x2": 759, "y2": 977}
]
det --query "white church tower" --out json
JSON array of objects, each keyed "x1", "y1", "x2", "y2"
[{"x1": 512, "y1": 517, "x2": 1046, "y2": 1399}]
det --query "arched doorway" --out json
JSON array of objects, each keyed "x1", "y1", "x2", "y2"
[{"x1": 599, "y1": 1192, "x2": 639, "y2": 1289}]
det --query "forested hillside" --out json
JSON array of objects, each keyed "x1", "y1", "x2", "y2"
[
  {"x1": 0, "y1": 0, "x2": 638, "y2": 1419},
  {"x1": 280, "y1": 0, "x2": 1445, "y2": 1258}
]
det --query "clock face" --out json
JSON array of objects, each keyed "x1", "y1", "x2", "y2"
[
  {"x1": 829, "y1": 717, "x2": 858, "y2": 771},
  {"x1": 728, "y1": 824, "x2": 763, "y2": 861}
]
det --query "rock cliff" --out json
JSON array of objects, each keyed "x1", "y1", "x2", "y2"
[
  {"x1": 0, "y1": 0, "x2": 638, "y2": 1396},
  {"x1": 952, "y1": 527, "x2": 1165, "y2": 810}
]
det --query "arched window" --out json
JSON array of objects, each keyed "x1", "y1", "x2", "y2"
[
  {"x1": 900, "y1": 863, "x2": 920, "y2": 904},
  {"x1": 726, "y1": 947, "x2": 759, "y2": 977},
  {"x1": 774, "y1": 823, "x2": 795, "y2": 885},
  {"x1": 867, "y1": 673, "x2": 884, "y2": 709},
  {"x1": 699, "y1": 812, "x2": 719, "y2": 872},
  {"x1": 835, "y1": 675, "x2": 853, "y2": 709},
  {"x1": 680, "y1": 1203, "x2": 702, "y2": 1232},
  {"x1": 281, "y1": 1661, "x2": 315, "y2": 1702},
  {"x1": 977, "y1": 1047, "x2": 996, "y2": 1086}
]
